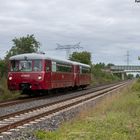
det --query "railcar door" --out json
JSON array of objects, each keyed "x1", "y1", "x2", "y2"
[
  {"x1": 75, "y1": 65, "x2": 80, "y2": 86},
  {"x1": 45, "y1": 60, "x2": 51, "y2": 89}
]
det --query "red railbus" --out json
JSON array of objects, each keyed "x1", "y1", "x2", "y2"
[{"x1": 8, "y1": 53, "x2": 91, "y2": 94}]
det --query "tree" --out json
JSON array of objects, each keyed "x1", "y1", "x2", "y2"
[
  {"x1": 107, "y1": 63, "x2": 114, "y2": 68},
  {"x1": 127, "y1": 74, "x2": 134, "y2": 79},
  {"x1": 5, "y1": 34, "x2": 40, "y2": 59},
  {"x1": 136, "y1": 74, "x2": 140, "y2": 78},
  {"x1": 94, "y1": 63, "x2": 105, "y2": 69},
  {"x1": 0, "y1": 59, "x2": 6, "y2": 77},
  {"x1": 69, "y1": 51, "x2": 92, "y2": 65}
]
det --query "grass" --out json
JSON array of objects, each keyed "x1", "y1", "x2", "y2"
[
  {"x1": 35, "y1": 80, "x2": 140, "y2": 140},
  {"x1": 0, "y1": 76, "x2": 20, "y2": 101}
]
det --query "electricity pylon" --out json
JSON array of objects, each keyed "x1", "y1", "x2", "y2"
[
  {"x1": 126, "y1": 51, "x2": 130, "y2": 66},
  {"x1": 56, "y1": 42, "x2": 83, "y2": 59}
]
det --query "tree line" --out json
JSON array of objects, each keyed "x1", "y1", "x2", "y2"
[{"x1": 0, "y1": 34, "x2": 92, "y2": 77}]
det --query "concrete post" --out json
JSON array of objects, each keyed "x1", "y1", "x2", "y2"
[{"x1": 121, "y1": 73, "x2": 125, "y2": 80}]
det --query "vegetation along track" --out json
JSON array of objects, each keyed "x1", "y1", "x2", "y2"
[{"x1": 0, "y1": 80, "x2": 130, "y2": 135}]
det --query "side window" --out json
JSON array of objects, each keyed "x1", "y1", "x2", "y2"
[
  {"x1": 56, "y1": 63, "x2": 72, "y2": 73},
  {"x1": 46, "y1": 61, "x2": 51, "y2": 72},
  {"x1": 52, "y1": 61, "x2": 56, "y2": 72},
  {"x1": 81, "y1": 67, "x2": 90, "y2": 74}
]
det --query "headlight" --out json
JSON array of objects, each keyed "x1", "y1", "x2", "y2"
[
  {"x1": 38, "y1": 76, "x2": 42, "y2": 80},
  {"x1": 9, "y1": 77, "x2": 12, "y2": 80}
]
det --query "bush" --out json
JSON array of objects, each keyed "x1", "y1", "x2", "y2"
[
  {"x1": 0, "y1": 76, "x2": 20, "y2": 101},
  {"x1": 0, "y1": 86, "x2": 4, "y2": 96},
  {"x1": 132, "y1": 79, "x2": 140, "y2": 92},
  {"x1": 91, "y1": 66, "x2": 120, "y2": 85}
]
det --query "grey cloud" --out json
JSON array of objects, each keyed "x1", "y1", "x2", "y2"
[{"x1": 0, "y1": 0, "x2": 140, "y2": 64}]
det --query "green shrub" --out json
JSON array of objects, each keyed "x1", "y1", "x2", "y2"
[
  {"x1": 91, "y1": 67, "x2": 120, "y2": 85},
  {"x1": 132, "y1": 79, "x2": 140, "y2": 92},
  {"x1": 35, "y1": 130, "x2": 61, "y2": 140},
  {"x1": 0, "y1": 76, "x2": 20, "y2": 101}
]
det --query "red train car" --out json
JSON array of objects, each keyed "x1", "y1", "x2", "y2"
[
  {"x1": 73, "y1": 62, "x2": 91, "y2": 88},
  {"x1": 8, "y1": 53, "x2": 91, "y2": 94}
]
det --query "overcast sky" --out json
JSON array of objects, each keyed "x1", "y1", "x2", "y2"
[{"x1": 0, "y1": 0, "x2": 140, "y2": 65}]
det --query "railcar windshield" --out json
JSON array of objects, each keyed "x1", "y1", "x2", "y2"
[
  {"x1": 10, "y1": 60, "x2": 19, "y2": 72},
  {"x1": 19, "y1": 61, "x2": 32, "y2": 72},
  {"x1": 33, "y1": 60, "x2": 42, "y2": 71},
  {"x1": 10, "y1": 60, "x2": 42, "y2": 72}
]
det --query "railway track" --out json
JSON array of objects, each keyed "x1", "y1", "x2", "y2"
[
  {"x1": 0, "y1": 81, "x2": 130, "y2": 135},
  {"x1": 0, "y1": 95, "x2": 61, "y2": 108},
  {"x1": 0, "y1": 81, "x2": 125, "y2": 108},
  {"x1": 0, "y1": 95, "x2": 54, "y2": 108}
]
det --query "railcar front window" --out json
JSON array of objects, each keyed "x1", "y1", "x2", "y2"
[
  {"x1": 19, "y1": 61, "x2": 32, "y2": 72},
  {"x1": 33, "y1": 60, "x2": 42, "y2": 71},
  {"x1": 10, "y1": 61, "x2": 19, "y2": 71}
]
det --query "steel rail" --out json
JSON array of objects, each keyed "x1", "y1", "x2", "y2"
[{"x1": 0, "y1": 96, "x2": 48, "y2": 108}]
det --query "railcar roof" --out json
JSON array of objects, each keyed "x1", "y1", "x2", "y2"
[
  {"x1": 9, "y1": 53, "x2": 90, "y2": 68},
  {"x1": 69, "y1": 61, "x2": 90, "y2": 68}
]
